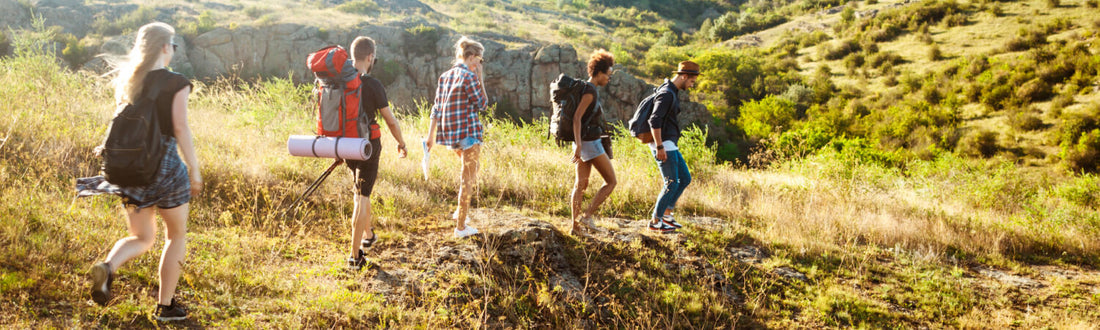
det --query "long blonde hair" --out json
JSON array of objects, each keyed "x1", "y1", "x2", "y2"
[
  {"x1": 109, "y1": 22, "x2": 174, "y2": 104},
  {"x1": 453, "y1": 36, "x2": 483, "y2": 65}
]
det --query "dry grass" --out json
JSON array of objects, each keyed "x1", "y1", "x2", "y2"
[{"x1": 3, "y1": 17, "x2": 1100, "y2": 327}]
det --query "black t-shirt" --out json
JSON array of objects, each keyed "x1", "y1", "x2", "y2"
[
  {"x1": 578, "y1": 81, "x2": 603, "y2": 141},
  {"x1": 145, "y1": 69, "x2": 192, "y2": 138},
  {"x1": 359, "y1": 74, "x2": 389, "y2": 127}
]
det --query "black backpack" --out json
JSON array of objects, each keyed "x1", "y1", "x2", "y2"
[
  {"x1": 627, "y1": 82, "x2": 676, "y2": 143},
  {"x1": 100, "y1": 82, "x2": 166, "y2": 187},
  {"x1": 549, "y1": 73, "x2": 600, "y2": 143}
]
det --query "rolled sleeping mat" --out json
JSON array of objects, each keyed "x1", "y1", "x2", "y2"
[{"x1": 287, "y1": 135, "x2": 372, "y2": 161}]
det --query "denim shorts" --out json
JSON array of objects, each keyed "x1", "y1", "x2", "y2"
[
  {"x1": 575, "y1": 139, "x2": 605, "y2": 162},
  {"x1": 449, "y1": 136, "x2": 482, "y2": 150},
  {"x1": 119, "y1": 138, "x2": 191, "y2": 210}
]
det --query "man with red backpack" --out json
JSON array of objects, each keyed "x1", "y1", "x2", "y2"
[{"x1": 344, "y1": 36, "x2": 409, "y2": 269}]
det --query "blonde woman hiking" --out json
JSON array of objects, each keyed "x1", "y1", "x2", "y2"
[
  {"x1": 76, "y1": 22, "x2": 201, "y2": 321},
  {"x1": 568, "y1": 50, "x2": 617, "y2": 236},
  {"x1": 425, "y1": 36, "x2": 488, "y2": 238}
]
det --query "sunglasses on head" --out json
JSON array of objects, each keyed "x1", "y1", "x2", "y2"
[{"x1": 171, "y1": 43, "x2": 179, "y2": 52}]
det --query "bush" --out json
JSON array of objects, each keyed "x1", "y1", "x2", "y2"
[
  {"x1": 738, "y1": 95, "x2": 799, "y2": 140},
  {"x1": 843, "y1": 52, "x2": 865, "y2": 73},
  {"x1": 1004, "y1": 28, "x2": 1049, "y2": 52},
  {"x1": 1045, "y1": 0, "x2": 1060, "y2": 8},
  {"x1": 1008, "y1": 108, "x2": 1044, "y2": 131},
  {"x1": 336, "y1": 0, "x2": 381, "y2": 15},
  {"x1": 57, "y1": 33, "x2": 92, "y2": 67},
  {"x1": 980, "y1": 85, "x2": 1012, "y2": 110},
  {"x1": 942, "y1": 13, "x2": 968, "y2": 27},
  {"x1": 928, "y1": 45, "x2": 943, "y2": 61},
  {"x1": 1061, "y1": 129, "x2": 1100, "y2": 173},
  {"x1": 1087, "y1": 0, "x2": 1098, "y2": 8},
  {"x1": 1056, "y1": 108, "x2": 1100, "y2": 146},
  {"x1": 404, "y1": 24, "x2": 441, "y2": 55},
  {"x1": 1015, "y1": 78, "x2": 1053, "y2": 102},
  {"x1": 958, "y1": 130, "x2": 999, "y2": 158},
  {"x1": 822, "y1": 39, "x2": 861, "y2": 60},
  {"x1": 181, "y1": 11, "x2": 217, "y2": 38},
  {"x1": 0, "y1": 32, "x2": 10, "y2": 57}
]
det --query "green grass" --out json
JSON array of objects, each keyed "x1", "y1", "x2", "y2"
[{"x1": 4, "y1": 5, "x2": 1100, "y2": 328}]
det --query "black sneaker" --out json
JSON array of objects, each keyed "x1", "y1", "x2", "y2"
[
  {"x1": 360, "y1": 229, "x2": 377, "y2": 250},
  {"x1": 90, "y1": 262, "x2": 112, "y2": 306},
  {"x1": 347, "y1": 249, "x2": 368, "y2": 270},
  {"x1": 155, "y1": 299, "x2": 188, "y2": 322},
  {"x1": 648, "y1": 220, "x2": 676, "y2": 233},
  {"x1": 662, "y1": 215, "x2": 683, "y2": 229}
]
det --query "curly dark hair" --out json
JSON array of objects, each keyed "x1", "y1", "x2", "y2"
[{"x1": 587, "y1": 49, "x2": 615, "y2": 77}]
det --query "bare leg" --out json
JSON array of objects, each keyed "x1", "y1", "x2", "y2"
[
  {"x1": 156, "y1": 204, "x2": 189, "y2": 306},
  {"x1": 104, "y1": 206, "x2": 158, "y2": 272},
  {"x1": 582, "y1": 154, "x2": 616, "y2": 219},
  {"x1": 455, "y1": 145, "x2": 480, "y2": 230},
  {"x1": 571, "y1": 160, "x2": 592, "y2": 232},
  {"x1": 349, "y1": 194, "x2": 373, "y2": 258}
]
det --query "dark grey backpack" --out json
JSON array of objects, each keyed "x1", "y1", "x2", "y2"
[{"x1": 100, "y1": 82, "x2": 166, "y2": 187}]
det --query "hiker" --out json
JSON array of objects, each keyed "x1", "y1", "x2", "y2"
[
  {"x1": 425, "y1": 36, "x2": 488, "y2": 238},
  {"x1": 345, "y1": 36, "x2": 409, "y2": 269},
  {"x1": 78, "y1": 22, "x2": 201, "y2": 321},
  {"x1": 568, "y1": 49, "x2": 617, "y2": 236},
  {"x1": 646, "y1": 61, "x2": 700, "y2": 232}
]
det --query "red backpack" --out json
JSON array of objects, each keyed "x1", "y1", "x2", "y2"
[{"x1": 307, "y1": 45, "x2": 366, "y2": 138}]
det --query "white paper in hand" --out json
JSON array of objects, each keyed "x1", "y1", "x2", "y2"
[{"x1": 421, "y1": 140, "x2": 431, "y2": 180}]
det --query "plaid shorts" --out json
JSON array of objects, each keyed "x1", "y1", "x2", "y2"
[{"x1": 115, "y1": 138, "x2": 191, "y2": 209}]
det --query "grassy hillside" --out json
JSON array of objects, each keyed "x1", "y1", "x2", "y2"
[{"x1": 3, "y1": 18, "x2": 1100, "y2": 328}]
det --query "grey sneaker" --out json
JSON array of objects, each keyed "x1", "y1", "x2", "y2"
[
  {"x1": 661, "y1": 215, "x2": 683, "y2": 229},
  {"x1": 154, "y1": 299, "x2": 188, "y2": 322},
  {"x1": 90, "y1": 262, "x2": 112, "y2": 306}
]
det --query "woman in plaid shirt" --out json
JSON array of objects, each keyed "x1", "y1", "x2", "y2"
[{"x1": 426, "y1": 36, "x2": 488, "y2": 238}]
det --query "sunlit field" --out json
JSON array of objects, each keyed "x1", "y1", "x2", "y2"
[{"x1": 2, "y1": 24, "x2": 1099, "y2": 328}]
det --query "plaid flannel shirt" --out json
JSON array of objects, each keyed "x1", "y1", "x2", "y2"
[{"x1": 431, "y1": 63, "x2": 487, "y2": 147}]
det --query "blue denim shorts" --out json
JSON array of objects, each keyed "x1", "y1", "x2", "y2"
[
  {"x1": 119, "y1": 138, "x2": 191, "y2": 210},
  {"x1": 576, "y1": 139, "x2": 605, "y2": 162},
  {"x1": 450, "y1": 136, "x2": 482, "y2": 150}
]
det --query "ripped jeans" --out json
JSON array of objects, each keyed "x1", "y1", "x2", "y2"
[{"x1": 652, "y1": 149, "x2": 691, "y2": 220}]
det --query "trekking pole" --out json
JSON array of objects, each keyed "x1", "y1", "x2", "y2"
[{"x1": 281, "y1": 159, "x2": 343, "y2": 219}]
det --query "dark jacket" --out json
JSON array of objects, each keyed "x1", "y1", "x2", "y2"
[{"x1": 647, "y1": 79, "x2": 681, "y2": 144}]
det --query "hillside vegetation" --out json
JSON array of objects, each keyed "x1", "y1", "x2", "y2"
[{"x1": 3, "y1": 11, "x2": 1100, "y2": 327}]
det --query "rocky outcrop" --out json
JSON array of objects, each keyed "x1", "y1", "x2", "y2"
[{"x1": 15, "y1": 1, "x2": 713, "y2": 130}]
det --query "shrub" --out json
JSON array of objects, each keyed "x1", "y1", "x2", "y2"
[
  {"x1": 57, "y1": 33, "x2": 92, "y2": 67},
  {"x1": 980, "y1": 85, "x2": 1012, "y2": 110},
  {"x1": 943, "y1": 13, "x2": 968, "y2": 27},
  {"x1": 867, "y1": 51, "x2": 903, "y2": 70},
  {"x1": 181, "y1": 10, "x2": 217, "y2": 38},
  {"x1": 1015, "y1": 78, "x2": 1053, "y2": 102},
  {"x1": 1056, "y1": 108, "x2": 1100, "y2": 146},
  {"x1": 0, "y1": 32, "x2": 10, "y2": 57},
  {"x1": 1087, "y1": 0, "x2": 1098, "y2": 8},
  {"x1": 1004, "y1": 28, "x2": 1049, "y2": 52},
  {"x1": 738, "y1": 95, "x2": 799, "y2": 140},
  {"x1": 1061, "y1": 129, "x2": 1100, "y2": 173},
  {"x1": 928, "y1": 45, "x2": 943, "y2": 61},
  {"x1": 92, "y1": 5, "x2": 158, "y2": 36},
  {"x1": 404, "y1": 24, "x2": 441, "y2": 55},
  {"x1": 958, "y1": 130, "x2": 999, "y2": 158},
  {"x1": 1045, "y1": 0, "x2": 1060, "y2": 9},
  {"x1": 843, "y1": 52, "x2": 865, "y2": 73},
  {"x1": 822, "y1": 39, "x2": 861, "y2": 60},
  {"x1": 336, "y1": 0, "x2": 381, "y2": 15},
  {"x1": 244, "y1": 6, "x2": 268, "y2": 18},
  {"x1": 1008, "y1": 108, "x2": 1045, "y2": 131}
]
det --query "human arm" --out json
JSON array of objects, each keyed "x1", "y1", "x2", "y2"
[
  {"x1": 649, "y1": 92, "x2": 674, "y2": 161},
  {"x1": 171, "y1": 86, "x2": 202, "y2": 196},
  {"x1": 379, "y1": 105, "x2": 407, "y2": 158},
  {"x1": 571, "y1": 93, "x2": 594, "y2": 164}
]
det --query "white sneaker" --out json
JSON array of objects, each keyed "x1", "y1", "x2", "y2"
[{"x1": 454, "y1": 225, "x2": 479, "y2": 238}]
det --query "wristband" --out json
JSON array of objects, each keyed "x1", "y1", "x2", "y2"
[{"x1": 656, "y1": 145, "x2": 664, "y2": 150}]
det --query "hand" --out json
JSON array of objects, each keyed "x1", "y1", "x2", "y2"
[
  {"x1": 397, "y1": 144, "x2": 408, "y2": 158},
  {"x1": 190, "y1": 177, "x2": 203, "y2": 196},
  {"x1": 571, "y1": 149, "x2": 582, "y2": 164},
  {"x1": 656, "y1": 148, "x2": 667, "y2": 162},
  {"x1": 425, "y1": 138, "x2": 434, "y2": 151}
]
